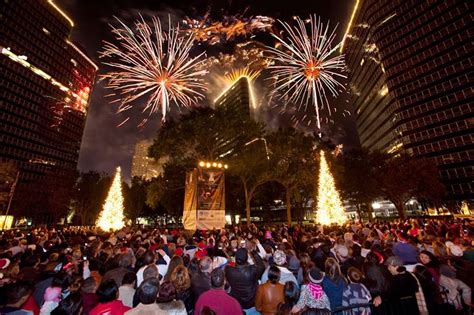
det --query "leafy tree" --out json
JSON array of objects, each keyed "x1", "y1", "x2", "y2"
[
  {"x1": 373, "y1": 153, "x2": 445, "y2": 219},
  {"x1": 124, "y1": 177, "x2": 148, "y2": 224},
  {"x1": 267, "y1": 128, "x2": 319, "y2": 225},
  {"x1": 0, "y1": 160, "x2": 18, "y2": 207},
  {"x1": 72, "y1": 172, "x2": 111, "y2": 225},
  {"x1": 148, "y1": 105, "x2": 267, "y2": 224},
  {"x1": 336, "y1": 149, "x2": 379, "y2": 220}
]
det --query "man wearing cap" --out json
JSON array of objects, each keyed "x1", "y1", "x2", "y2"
[
  {"x1": 385, "y1": 256, "x2": 419, "y2": 312},
  {"x1": 260, "y1": 250, "x2": 299, "y2": 288},
  {"x1": 225, "y1": 247, "x2": 265, "y2": 314}
]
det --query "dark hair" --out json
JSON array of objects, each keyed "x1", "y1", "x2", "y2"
[
  {"x1": 419, "y1": 250, "x2": 439, "y2": 267},
  {"x1": 137, "y1": 278, "x2": 159, "y2": 304},
  {"x1": 96, "y1": 279, "x2": 118, "y2": 303},
  {"x1": 143, "y1": 264, "x2": 159, "y2": 280},
  {"x1": 268, "y1": 265, "x2": 281, "y2": 284},
  {"x1": 5, "y1": 282, "x2": 31, "y2": 304},
  {"x1": 200, "y1": 306, "x2": 217, "y2": 315},
  {"x1": 283, "y1": 281, "x2": 300, "y2": 305},
  {"x1": 51, "y1": 292, "x2": 83, "y2": 315},
  {"x1": 81, "y1": 277, "x2": 96, "y2": 294},
  {"x1": 210, "y1": 268, "x2": 225, "y2": 288},
  {"x1": 278, "y1": 282, "x2": 300, "y2": 314},
  {"x1": 157, "y1": 281, "x2": 176, "y2": 303},
  {"x1": 143, "y1": 251, "x2": 156, "y2": 265},
  {"x1": 122, "y1": 272, "x2": 137, "y2": 286},
  {"x1": 163, "y1": 256, "x2": 183, "y2": 282},
  {"x1": 347, "y1": 267, "x2": 364, "y2": 283}
]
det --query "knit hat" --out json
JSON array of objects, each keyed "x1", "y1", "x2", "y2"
[
  {"x1": 265, "y1": 231, "x2": 272, "y2": 239},
  {"x1": 308, "y1": 267, "x2": 324, "y2": 284},
  {"x1": 235, "y1": 248, "x2": 248, "y2": 265},
  {"x1": 0, "y1": 258, "x2": 10, "y2": 270},
  {"x1": 273, "y1": 250, "x2": 287, "y2": 266},
  {"x1": 288, "y1": 256, "x2": 300, "y2": 272}
]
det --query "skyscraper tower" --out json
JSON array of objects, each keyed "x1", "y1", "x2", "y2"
[
  {"x1": 342, "y1": 0, "x2": 472, "y2": 201},
  {"x1": 0, "y1": 0, "x2": 98, "y2": 219}
]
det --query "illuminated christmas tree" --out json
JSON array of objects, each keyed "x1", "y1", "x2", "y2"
[
  {"x1": 96, "y1": 167, "x2": 125, "y2": 230},
  {"x1": 316, "y1": 151, "x2": 346, "y2": 225}
]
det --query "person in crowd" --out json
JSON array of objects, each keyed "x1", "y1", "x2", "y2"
[
  {"x1": 439, "y1": 264, "x2": 472, "y2": 312},
  {"x1": 342, "y1": 267, "x2": 372, "y2": 315},
  {"x1": 256, "y1": 265, "x2": 285, "y2": 314},
  {"x1": 392, "y1": 233, "x2": 419, "y2": 265},
  {"x1": 0, "y1": 281, "x2": 35, "y2": 315},
  {"x1": 194, "y1": 268, "x2": 242, "y2": 315},
  {"x1": 322, "y1": 257, "x2": 346, "y2": 311},
  {"x1": 261, "y1": 250, "x2": 299, "y2": 287},
  {"x1": 118, "y1": 272, "x2": 136, "y2": 308},
  {"x1": 418, "y1": 250, "x2": 441, "y2": 284},
  {"x1": 125, "y1": 278, "x2": 165, "y2": 315},
  {"x1": 50, "y1": 292, "x2": 83, "y2": 315},
  {"x1": 163, "y1": 256, "x2": 184, "y2": 283},
  {"x1": 136, "y1": 250, "x2": 170, "y2": 287},
  {"x1": 81, "y1": 277, "x2": 99, "y2": 315},
  {"x1": 190, "y1": 256, "x2": 212, "y2": 298},
  {"x1": 156, "y1": 280, "x2": 187, "y2": 315},
  {"x1": 102, "y1": 254, "x2": 133, "y2": 287},
  {"x1": 225, "y1": 247, "x2": 265, "y2": 314},
  {"x1": 362, "y1": 251, "x2": 390, "y2": 307},
  {"x1": 291, "y1": 267, "x2": 331, "y2": 312},
  {"x1": 277, "y1": 281, "x2": 300, "y2": 315},
  {"x1": 89, "y1": 279, "x2": 130, "y2": 315},
  {"x1": 385, "y1": 256, "x2": 419, "y2": 313},
  {"x1": 171, "y1": 265, "x2": 194, "y2": 314}
]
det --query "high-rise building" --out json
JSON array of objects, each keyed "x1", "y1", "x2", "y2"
[
  {"x1": 342, "y1": 0, "x2": 472, "y2": 201},
  {"x1": 214, "y1": 76, "x2": 254, "y2": 116},
  {"x1": 0, "y1": 0, "x2": 97, "y2": 215},
  {"x1": 131, "y1": 140, "x2": 165, "y2": 180}
]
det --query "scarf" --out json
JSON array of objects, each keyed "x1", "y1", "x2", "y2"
[{"x1": 308, "y1": 283, "x2": 324, "y2": 300}]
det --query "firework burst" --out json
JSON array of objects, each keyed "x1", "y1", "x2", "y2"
[
  {"x1": 101, "y1": 17, "x2": 208, "y2": 126},
  {"x1": 266, "y1": 15, "x2": 346, "y2": 133}
]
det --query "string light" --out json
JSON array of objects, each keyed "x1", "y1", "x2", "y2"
[
  {"x1": 316, "y1": 151, "x2": 346, "y2": 225},
  {"x1": 96, "y1": 167, "x2": 126, "y2": 230}
]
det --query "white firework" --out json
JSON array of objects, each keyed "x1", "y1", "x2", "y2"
[
  {"x1": 266, "y1": 15, "x2": 346, "y2": 133},
  {"x1": 101, "y1": 17, "x2": 208, "y2": 126}
]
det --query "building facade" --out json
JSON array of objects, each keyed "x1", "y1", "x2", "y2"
[
  {"x1": 342, "y1": 0, "x2": 473, "y2": 201},
  {"x1": 0, "y1": 0, "x2": 97, "y2": 216},
  {"x1": 131, "y1": 140, "x2": 165, "y2": 180},
  {"x1": 214, "y1": 76, "x2": 253, "y2": 116}
]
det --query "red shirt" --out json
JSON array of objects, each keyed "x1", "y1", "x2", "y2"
[
  {"x1": 90, "y1": 300, "x2": 130, "y2": 315},
  {"x1": 194, "y1": 288, "x2": 242, "y2": 315},
  {"x1": 22, "y1": 294, "x2": 40, "y2": 315}
]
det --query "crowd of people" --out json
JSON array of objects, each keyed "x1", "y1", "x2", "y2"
[{"x1": 0, "y1": 218, "x2": 472, "y2": 315}]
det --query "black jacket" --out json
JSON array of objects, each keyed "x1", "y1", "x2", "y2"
[
  {"x1": 191, "y1": 271, "x2": 211, "y2": 299},
  {"x1": 225, "y1": 250, "x2": 265, "y2": 309}
]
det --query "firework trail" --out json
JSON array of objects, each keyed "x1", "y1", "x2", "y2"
[
  {"x1": 266, "y1": 15, "x2": 346, "y2": 134},
  {"x1": 101, "y1": 16, "x2": 208, "y2": 126},
  {"x1": 182, "y1": 14, "x2": 274, "y2": 45}
]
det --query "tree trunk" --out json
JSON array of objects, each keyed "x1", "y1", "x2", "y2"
[
  {"x1": 356, "y1": 204, "x2": 362, "y2": 223},
  {"x1": 394, "y1": 200, "x2": 406, "y2": 219},
  {"x1": 286, "y1": 188, "x2": 292, "y2": 226},
  {"x1": 243, "y1": 180, "x2": 251, "y2": 225}
]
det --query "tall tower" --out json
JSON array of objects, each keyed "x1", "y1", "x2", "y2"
[
  {"x1": 0, "y1": 0, "x2": 98, "y2": 220},
  {"x1": 342, "y1": 0, "x2": 473, "y2": 202},
  {"x1": 214, "y1": 76, "x2": 254, "y2": 117}
]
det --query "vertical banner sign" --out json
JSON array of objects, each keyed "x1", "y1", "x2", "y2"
[
  {"x1": 183, "y1": 167, "x2": 226, "y2": 230},
  {"x1": 183, "y1": 169, "x2": 198, "y2": 230}
]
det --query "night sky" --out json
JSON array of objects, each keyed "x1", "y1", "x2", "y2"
[{"x1": 56, "y1": 0, "x2": 358, "y2": 180}]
